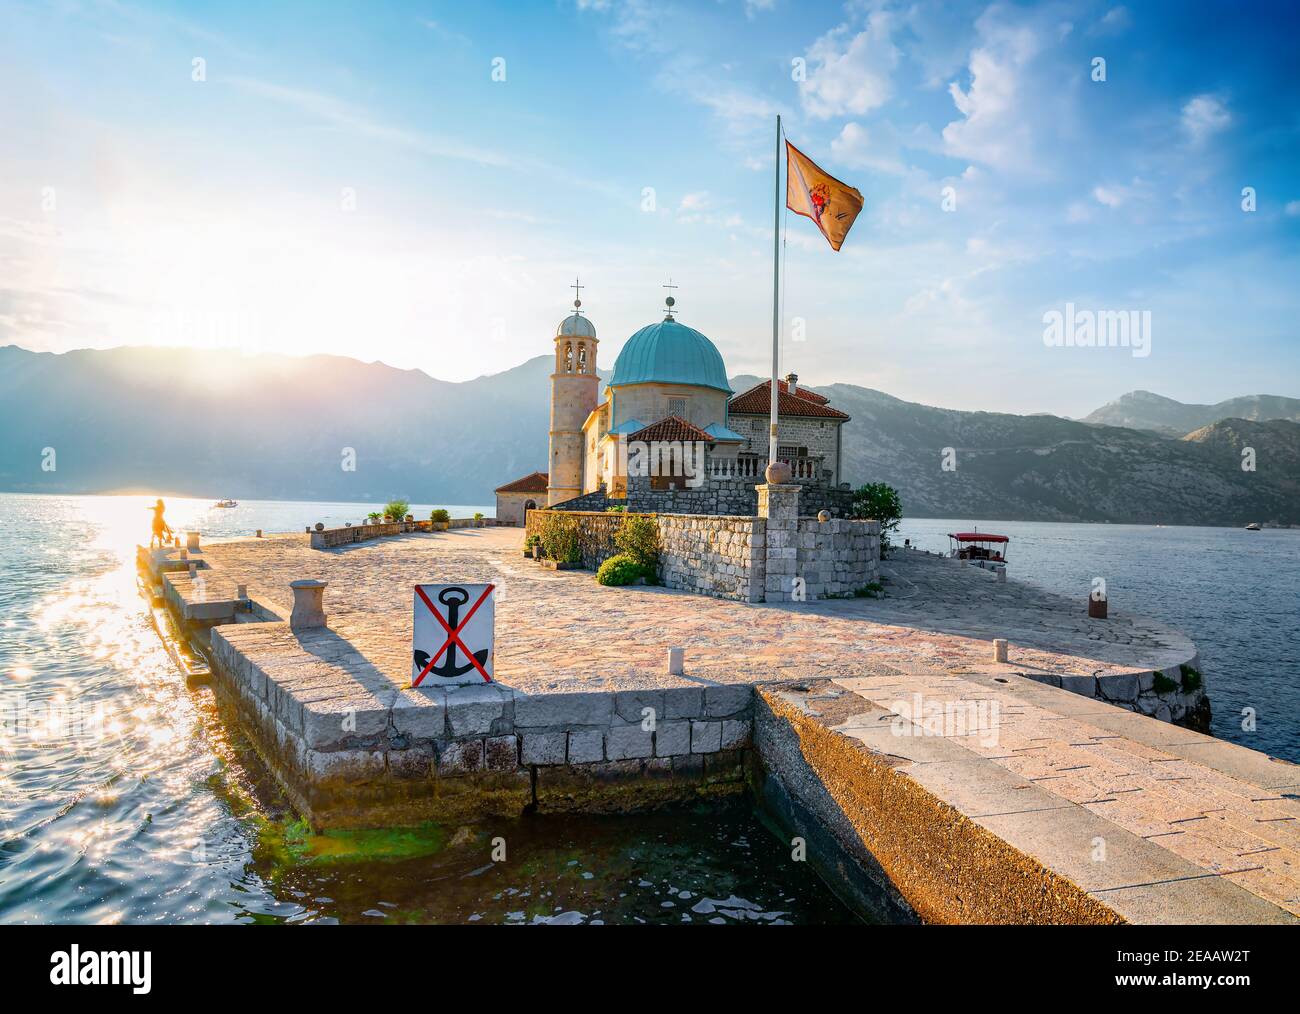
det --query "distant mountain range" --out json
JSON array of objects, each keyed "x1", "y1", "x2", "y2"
[
  {"x1": 2, "y1": 344, "x2": 1297, "y2": 526},
  {"x1": 1080, "y1": 390, "x2": 1300, "y2": 437}
]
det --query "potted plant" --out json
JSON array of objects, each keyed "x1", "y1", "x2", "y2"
[
  {"x1": 523, "y1": 533, "x2": 541, "y2": 557},
  {"x1": 473, "y1": 511, "x2": 485, "y2": 528},
  {"x1": 430, "y1": 508, "x2": 451, "y2": 531}
]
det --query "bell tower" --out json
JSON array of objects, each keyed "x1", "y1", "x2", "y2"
[{"x1": 548, "y1": 279, "x2": 599, "y2": 505}]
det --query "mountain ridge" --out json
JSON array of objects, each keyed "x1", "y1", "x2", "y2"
[{"x1": 2, "y1": 345, "x2": 1296, "y2": 526}]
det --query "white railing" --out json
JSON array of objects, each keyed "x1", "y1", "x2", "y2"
[{"x1": 707, "y1": 454, "x2": 826, "y2": 482}]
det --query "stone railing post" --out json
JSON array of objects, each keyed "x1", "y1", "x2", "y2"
[
  {"x1": 757, "y1": 480, "x2": 801, "y2": 602},
  {"x1": 290, "y1": 579, "x2": 328, "y2": 630}
]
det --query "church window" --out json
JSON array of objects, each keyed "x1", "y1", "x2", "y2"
[
  {"x1": 668, "y1": 397, "x2": 687, "y2": 418},
  {"x1": 577, "y1": 343, "x2": 588, "y2": 374},
  {"x1": 564, "y1": 342, "x2": 574, "y2": 373}
]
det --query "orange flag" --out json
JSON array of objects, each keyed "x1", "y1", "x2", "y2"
[{"x1": 785, "y1": 140, "x2": 863, "y2": 251}]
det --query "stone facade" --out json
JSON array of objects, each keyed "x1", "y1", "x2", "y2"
[
  {"x1": 727, "y1": 413, "x2": 844, "y2": 486},
  {"x1": 657, "y1": 515, "x2": 765, "y2": 602},
  {"x1": 495, "y1": 491, "x2": 542, "y2": 527}
]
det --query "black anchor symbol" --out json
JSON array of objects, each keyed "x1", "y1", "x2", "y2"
[{"x1": 413, "y1": 586, "x2": 490, "y2": 680}]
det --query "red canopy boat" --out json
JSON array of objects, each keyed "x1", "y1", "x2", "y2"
[{"x1": 947, "y1": 531, "x2": 1009, "y2": 563}]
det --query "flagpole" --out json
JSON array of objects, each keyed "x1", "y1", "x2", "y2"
[{"x1": 768, "y1": 113, "x2": 781, "y2": 470}]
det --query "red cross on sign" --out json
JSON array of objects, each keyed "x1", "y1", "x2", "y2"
[{"x1": 412, "y1": 583, "x2": 495, "y2": 687}]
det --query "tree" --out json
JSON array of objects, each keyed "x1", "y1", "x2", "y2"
[{"x1": 849, "y1": 483, "x2": 902, "y2": 557}]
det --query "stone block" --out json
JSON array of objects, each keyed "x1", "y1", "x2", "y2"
[
  {"x1": 720, "y1": 718, "x2": 752, "y2": 750},
  {"x1": 1098, "y1": 673, "x2": 1140, "y2": 704},
  {"x1": 438, "y1": 738, "x2": 485, "y2": 774},
  {"x1": 521, "y1": 730, "x2": 568, "y2": 766},
  {"x1": 301, "y1": 698, "x2": 389, "y2": 749},
  {"x1": 305, "y1": 749, "x2": 385, "y2": 781},
  {"x1": 484, "y1": 735, "x2": 519, "y2": 771},
  {"x1": 662, "y1": 687, "x2": 704, "y2": 719},
  {"x1": 614, "y1": 689, "x2": 664, "y2": 725},
  {"x1": 606, "y1": 725, "x2": 654, "y2": 760},
  {"x1": 445, "y1": 683, "x2": 509, "y2": 737},
  {"x1": 1060, "y1": 674, "x2": 1098, "y2": 698},
  {"x1": 568, "y1": 728, "x2": 605, "y2": 764},
  {"x1": 691, "y1": 720, "x2": 722, "y2": 753},
  {"x1": 391, "y1": 687, "x2": 447, "y2": 739},
  {"x1": 514, "y1": 690, "x2": 613, "y2": 728},
  {"x1": 654, "y1": 720, "x2": 691, "y2": 756},
  {"x1": 704, "y1": 684, "x2": 752, "y2": 718}
]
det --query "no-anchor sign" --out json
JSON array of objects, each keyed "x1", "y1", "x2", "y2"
[{"x1": 412, "y1": 583, "x2": 495, "y2": 687}]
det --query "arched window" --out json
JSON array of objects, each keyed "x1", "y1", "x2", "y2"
[
  {"x1": 524, "y1": 499, "x2": 537, "y2": 513},
  {"x1": 576, "y1": 343, "x2": 588, "y2": 374},
  {"x1": 563, "y1": 342, "x2": 574, "y2": 373}
]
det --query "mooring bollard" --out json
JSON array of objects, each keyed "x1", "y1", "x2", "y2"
[
  {"x1": 1088, "y1": 594, "x2": 1108, "y2": 619},
  {"x1": 290, "y1": 579, "x2": 328, "y2": 630},
  {"x1": 993, "y1": 638, "x2": 1008, "y2": 663},
  {"x1": 667, "y1": 646, "x2": 685, "y2": 676},
  {"x1": 236, "y1": 583, "x2": 247, "y2": 600},
  {"x1": 186, "y1": 531, "x2": 200, "y2": 552},
  {"x1": 256, "y1": 529, "x2": 263, "y2": 538}
]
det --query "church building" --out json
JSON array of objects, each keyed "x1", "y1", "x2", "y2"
[{"x1": 495, "y1": 286, "x2": 851, "y2": 522}]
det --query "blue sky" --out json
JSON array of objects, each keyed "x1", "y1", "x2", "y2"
[{"x1": 1, "y1": 0, "x2": 1297, "y2": 415}]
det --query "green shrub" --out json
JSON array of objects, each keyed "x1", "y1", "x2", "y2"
[
  {"x1": 524, "y1": 533, "x2": 541, "y2": 549},
  {"x1": 538, "y1": 513, "x2": 582, "y2": 564},
  {"x1": 605, "y1": 505, "x2": 626, "y2": 513},
  {"x1": 1153, "y1": 671, "x2": 1179, "y2": 694},
  {"x1": 366, "y1": 511, "x2": 382, "y2": 522},
  {"x1": 596, "y1": 554, "x2": 645, "y2": 586},
  {"x1": 1180, "y1": 664, "x2": 1202, "y2": 693},
  {"x1": 473, "y1": 512, "x2": 484, "y2": 521},
  {"x1": 853, "y1": 581, "x2": 884, "y2": 598},
  {"x1": 849, "y1": 483, "x2": 903, "y2": 556},
  {"x1": 429, "y1": 508, "x2": 451, "y2": 523},
  {"x1": 385, "y1": 499, "x2": 410, "y2": 521},
  {"x1": 614, "y1": 514, "x2": 659, "y2": 569}
]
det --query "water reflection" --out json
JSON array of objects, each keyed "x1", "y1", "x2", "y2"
[{"x1": 0, "y1": 493, "x2": 851, "y2": 925}]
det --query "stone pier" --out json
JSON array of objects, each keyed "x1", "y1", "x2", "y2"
[{"x1": 138, "y1": 527, "x2": 1300, "y2": 923}]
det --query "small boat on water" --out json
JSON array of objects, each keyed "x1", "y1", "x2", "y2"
[
  {"x1": 948, "y1": 530, "x2": 1010, "y2": 566},
  {"x1": 213, "y1": 498, "x2": 238, "y2": 508},
  {"x1": 1245, "y1": 522, "x2": 1261, "y2": 531}
]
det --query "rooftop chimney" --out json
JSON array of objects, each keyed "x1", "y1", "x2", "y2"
[{"x1": 785, "y1": 372, "x2": 799, "y2": 397}]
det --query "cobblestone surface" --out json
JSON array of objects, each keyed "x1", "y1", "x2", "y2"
[
  {"x1": 201, "y1": 529, "x2": 1196, "y2": 696},
  {"x1": 799, "y1": 665, "x2": 1300, "y2": 917}
]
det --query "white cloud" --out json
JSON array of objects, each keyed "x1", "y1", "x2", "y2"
[
  {"x1": 1285, "y1": 201, "x2": 1300, "y2": 217},
  {"x1": 940, "y1": 9, "x2": 1043, "y2": 171},
  {"x1": 1091, "y1": 6, "x2": 1132, "y2": 35},
  {"x1": 830, "y1": 121, "x2": 907, "y2": 174},
  {"x1": 744, "y1": 0, "x2": 776, "y2": 17},
  {"x1": 1180, "y1": 94, "x2": 1231, "y2": 145},
  {"x1": 1092, "y1": 184, "x2": 1126, "y2": 208},
  {"x1": 799, "y1": 11, "x2": 900, "y2": 119},
  {"x1": 678, "y1": 191, "x2": 710, "y2": 212}
]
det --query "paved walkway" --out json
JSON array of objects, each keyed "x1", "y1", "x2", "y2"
[
  {"x1": 202, "y1": 529, "x2": 1193, "y2": 695},
  {"x1": 814, "y1": 664, "x2": 1300, "y2": 918}
]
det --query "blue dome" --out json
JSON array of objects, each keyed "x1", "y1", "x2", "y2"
[{"x1": 609, "y1": 319, "x2": 731, "y2": 393}]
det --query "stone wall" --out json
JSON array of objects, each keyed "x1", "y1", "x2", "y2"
[
  {"x1": 529, "y1": 489, "x2": 880, "y2": 603},
  {"x1": 208, "y1": 621, "x2": 754, "y2": 828},
  {"x1": 525, "y1": 509, "x2": 625, "y2": 570},
  {"x1": 657, "y1": 515, "x2": 764, "y2": 602},
  {"x1": 627, "y1": 476, "x2": 757, "y2": 515},
  {"x1": 309, "y1": 522, "x2": 402, "y2": 549}
]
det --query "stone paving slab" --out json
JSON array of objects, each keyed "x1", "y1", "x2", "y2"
[{"x1": 819, "y1": 665, "x2": 1300, "y2": 918}]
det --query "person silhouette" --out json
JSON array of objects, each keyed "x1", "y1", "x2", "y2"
[{"x1": 149, "y1": 498, "x2": 173, "y2": 549}]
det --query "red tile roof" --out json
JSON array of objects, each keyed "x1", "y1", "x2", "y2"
[
  {"x1": 628, "y1": 415, "x2": 715, "y2": 443},
  {"x1": 774, "y1": 378, "x2": 828, "y2": 403},
  {"x1": 495, "y1": 470, "x2": 549, "y2": 494},
  {"x1": 728, "y1": 381, "x2": 849, "y2": 420}
]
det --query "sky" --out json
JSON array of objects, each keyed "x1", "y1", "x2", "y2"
[{"x1": 1, "y1": 0, "x2": 1298, "y2": 416}]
